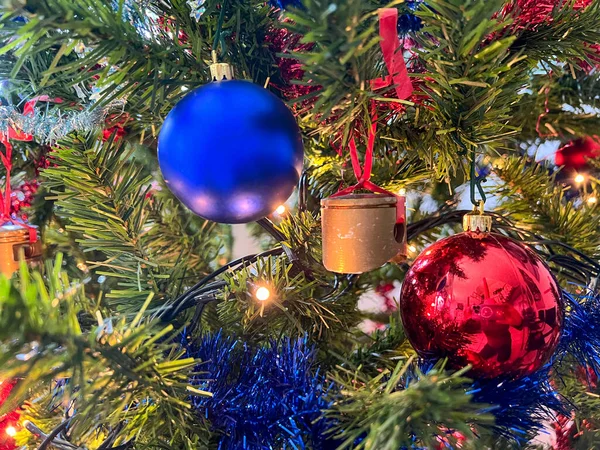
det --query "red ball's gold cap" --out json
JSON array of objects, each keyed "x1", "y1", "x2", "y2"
[{"x1": 462, "y1": 201, "x2": 493, "y2": 234}]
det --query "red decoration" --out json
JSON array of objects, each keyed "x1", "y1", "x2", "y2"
[
  {"x1": 556, "y1": 136, "x2": 600, "y2": 171},
  {"x1": 499, "y1": 0, "x2": 593, "y2": 31},
  {"x1": 10, "y1": 180, "x2": 39, "y2": 216},
  {"x1": 371, "y1": 8, "x2": 413, "y2": 101},
  {"x1": 266, "y1": 26, "x2": 317, "y2": 102},
  {"x1": 35, "y1": 145, "x2": 53, "y2": 175},
  {"x1": 156, "y1": 16, "x2": 189, "y2": 45},
  {"x1": 102, "y1": 113, "x2": 131, "y2": 142},
  {"x1": 0, "y1": 96, "x2": 60, "y2": 241},
  {"x1": 400, "y1": 232, "x2": 563, "y2": 379},
  {"x1": 553, "y1": 413, "x2": 575, "y2": 450},
  {"x1": 330, "y1": 8, "x2": 414, "y2": 199},
  {"x1": 435, "y1": 429, "x2": 466, "y2": 449},
  {"x1": 579, "y1": 43, "x2": 600, "y2": 73},
  {"x1": 376, "y1": 281, "x2": 401, "y2": 312},
  {"x1": 0, "y1": 380, "x2": 19, "y2": 450}
]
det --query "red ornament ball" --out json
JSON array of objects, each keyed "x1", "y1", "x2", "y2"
[
  {"x1": 555, "y1": 137, "x2": 600, "y2": 171},
  {"x1": 400, "y1": 232, "x2": 563, "y2": 379}
]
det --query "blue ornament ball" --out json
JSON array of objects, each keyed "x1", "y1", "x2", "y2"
[{"x1": 158, "y1": 80, "x2": 304, "y2": 224}]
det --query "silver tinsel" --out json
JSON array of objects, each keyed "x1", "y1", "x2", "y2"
[
  {"x1": 187, "y1": 0, "x2": 206, "y2": 21},
  {"x1": 0, "y1": 101, "x2": 124, "y2": 143}
]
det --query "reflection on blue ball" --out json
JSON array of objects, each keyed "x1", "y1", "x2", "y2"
[{"x1": 158, "y1": 80, "x2": 304, "y2": 224}]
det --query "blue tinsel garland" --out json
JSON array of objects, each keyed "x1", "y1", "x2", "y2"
[
  {"x1": 468, "y1": 367, "x2": 565, "y2": 442},
  {"x1": 184, "y1": 285, "x2": 600, "y2": 448},
  {"x1": 557, "y1": 290, "x2": 600, "y2": 380},
  {"x1": 185, "y1": 332, "x2": 335, "y2": 449}
]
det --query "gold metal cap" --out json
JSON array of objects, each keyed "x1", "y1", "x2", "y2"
[
  {"x1": 0, "y1": 224, "x2": 37, "y2": 242},
  {"x1": 463, "y1": 201, "x2": 492, "y2": 234},
  {"x1": 321, "y1": 193, "x2": 397, "y2": 209},
  {"x1": 210, "y1": 50, "x2": 234, "y2": 81}
]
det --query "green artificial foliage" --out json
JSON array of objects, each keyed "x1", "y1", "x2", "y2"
[{"x1": 0, "y1": 0, "x2": 599, "y2": 448}]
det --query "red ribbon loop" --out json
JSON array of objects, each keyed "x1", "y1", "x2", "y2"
[
  {"x1": 331, "y1": 8, "x2": 412, "y2": 226},
  {"x1": 372, "y1": 8, "x2": 414, "y2": 100},
  {"x1": 332, "y1": 118, "x2": 386, "y2": 197}
]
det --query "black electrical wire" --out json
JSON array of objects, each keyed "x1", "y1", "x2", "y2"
[{"x1": 160, "y1": 248, "x2": 284, "y2": 321}]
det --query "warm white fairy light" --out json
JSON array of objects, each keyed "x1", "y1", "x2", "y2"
[
  {"x1": 5, "y1": 426, "x2": 16, "y2": 437},
  {"x1": 255, "y1": 286, "x2": 271, "y2": 301},
  {"x1": 409, "y1": 245, "x2": 417, "y2": 253},
  {"x1": 588, "y1": 196, "x2": 597, "y2": 205},
  {"x1": 275, "y1": 204, "x2": 286, "y2": 215},
  {"x1": 575, "y1": 174, "x2": 585, "y2": 183}
]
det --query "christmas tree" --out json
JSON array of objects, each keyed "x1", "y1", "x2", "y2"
[{"x1": 1, "y1": 0, "x2": 600, "y2": 448}]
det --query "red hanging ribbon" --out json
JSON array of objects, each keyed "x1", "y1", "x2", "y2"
[
  {"x1": 0, "y1": 96, "x2": 59, "y2": 242},
  {"x1": 371, "y1": 8, "x2": 414, "y2": 100},
  {"x1": 331, "y1": 8, "x2": 412, "y2": 225},
  {"x1": 0, "y1": 135, "x2": 37, "y2": 242},
  {"x1": 332, "y1": 117, "x2": 385, "y2": 197}
]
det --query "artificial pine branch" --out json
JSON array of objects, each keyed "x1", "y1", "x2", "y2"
[
  {"x1": 512, "y1": 71, "x2": 600, "y2": 141},
  {"x1": 0, "y1": 0, "x2": 600, "y2": 447},
  {"x1": 326, "y1": 359, "x2": 494, "y2": 450},
  {"x1": 218, "y1": 255, "x2": 360, "y2": 346},
  {"x1": 42, "y1": 135, "x2": 222, "y2": 313},
  {"x1": 0, "y1": 259, "x2": 212, "y2": 449},
  {"x1": 494, "y1": 155, "x2": 600, "y2": 258}
]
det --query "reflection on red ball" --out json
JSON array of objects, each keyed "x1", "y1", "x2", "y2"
[
  {"x1": 555, "y1": 137, "x2": 600, "y2": 171},
  {"x1": 400, "y1": 232, "x2": 563, "y2": 379}
]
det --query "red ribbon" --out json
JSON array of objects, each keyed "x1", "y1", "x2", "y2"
[
  {"x1": 332, "y1": 8, "x2": 412, "y2": 225},
  {"x1": 0, "y1": 136, "x2": 37, "y2": 242},
  {"x1": 371, "y1": 8, "x2": 414, "y2": 100},
  {"x1": 0, "y1": 96, "x2": 59, "y2": 242}
]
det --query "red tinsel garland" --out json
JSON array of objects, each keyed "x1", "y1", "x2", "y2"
[
  {"x1": 499, "y1": 0, "x2": 593, "y2": 31},
  {"x1": 265, "y1": 26, "x2": 319, "y2": 103}
]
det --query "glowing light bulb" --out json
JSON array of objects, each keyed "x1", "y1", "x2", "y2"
[
  {"x1": 575, "y1": 174, "x2": 585, "y2": 183},
  {"x1": 588, "y1": 196, "x2": 597, "y2": 205},
  {"x1": 409, "y1": 245, "x2": 417, "y2": 253},
  {"x1": 275, "y1": 205, "x2": 286, "y2": 215},
  {"x1": 255, "y1": 286, "x2": 270, "y2": 301},
  {"x1": 398, "y1": 188, "x2": 407, "y2": 196},
  {"x1": 5, "y1": 426, "x2": 16, "y2": 437}
]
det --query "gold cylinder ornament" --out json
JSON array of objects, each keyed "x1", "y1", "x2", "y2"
[
  {"x1": 0, "y1": 224, "x2": 42, "y2": 277},
  {"x1": 321, "y1": 194, "x2": 407, "y2": 274}
]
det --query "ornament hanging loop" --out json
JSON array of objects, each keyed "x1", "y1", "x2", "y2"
[
  {"x1": 468, "y1": 145, "x2": 487, "y2": 207},
  {"x1": 476, "y1": 199, "x2": 484, "y2": 215}
]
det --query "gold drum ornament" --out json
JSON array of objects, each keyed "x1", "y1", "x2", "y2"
[{"x1": 321, "y1": 193, "x2": 406, "y2": 274}]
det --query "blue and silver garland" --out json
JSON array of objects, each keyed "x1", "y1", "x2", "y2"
[{"x1": 468, "y1": 367, "x2": 564, "y2": 441}]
